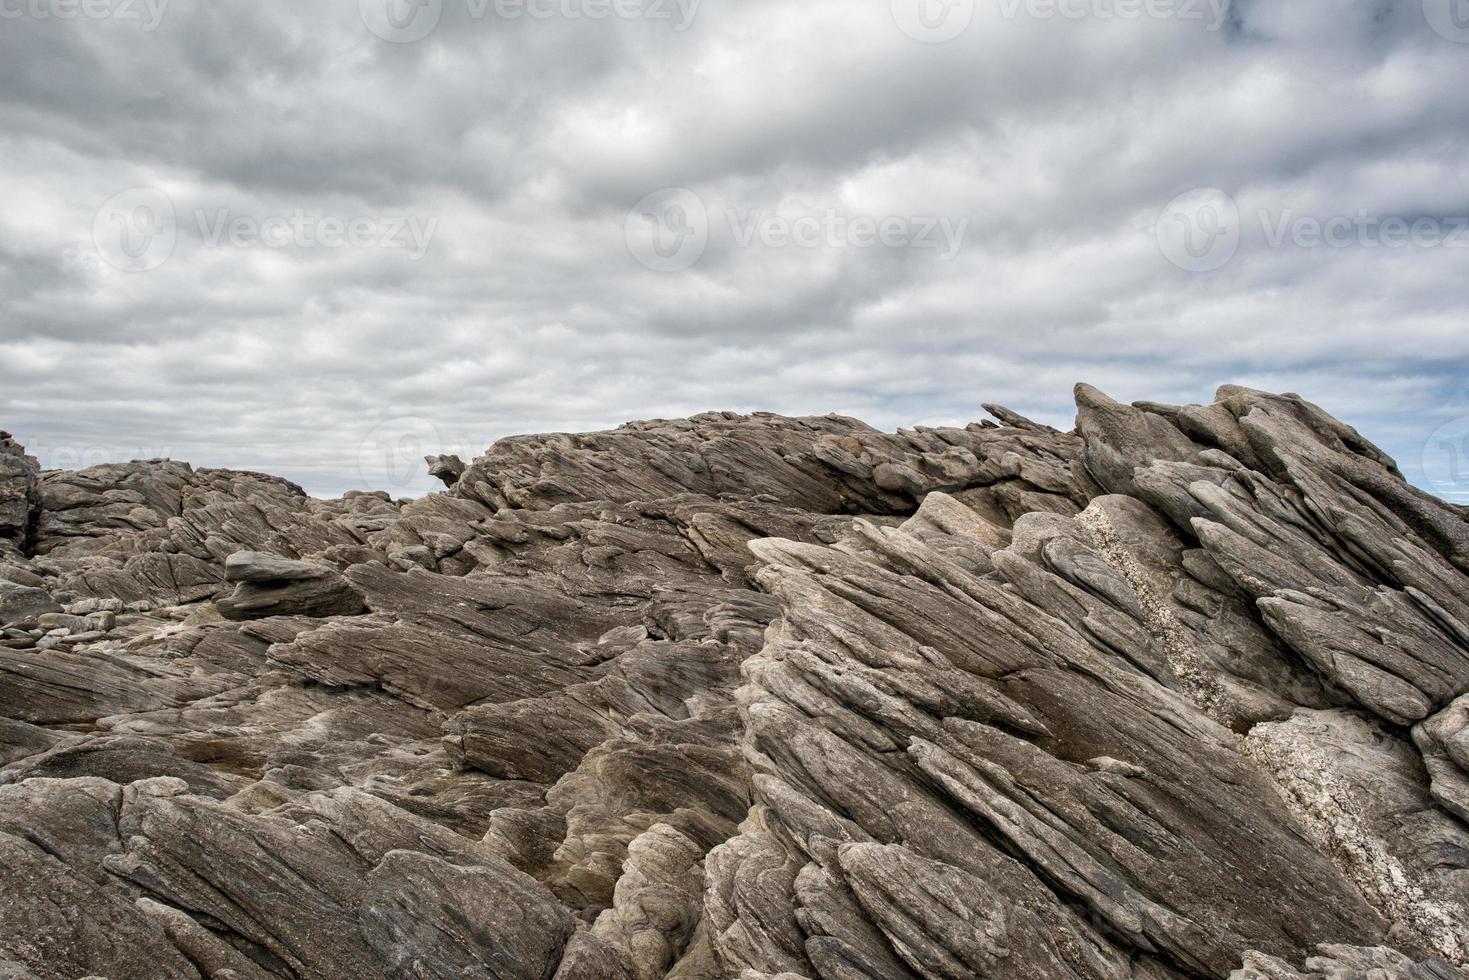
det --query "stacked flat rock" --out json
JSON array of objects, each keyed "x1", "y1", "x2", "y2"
[
  {"x1": 0, "y1": 388, "x2": 1466, "y2": 980},
  {"x1": 216, "y1": 551, "x2": 369, "y2": 620}
]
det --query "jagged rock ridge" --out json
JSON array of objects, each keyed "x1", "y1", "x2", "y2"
[{"x1": 0, "y1": 388, "x2": 1467, "y2": 979}]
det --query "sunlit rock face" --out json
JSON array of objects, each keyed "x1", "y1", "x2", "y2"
[{"x1": 1, "y1": 386, "x2": 1468, "y2": 980}]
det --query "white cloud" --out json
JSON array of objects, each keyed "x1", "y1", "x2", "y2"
[{"x1": 1, "y1": 0, "x2": 1467, "y2": 498}]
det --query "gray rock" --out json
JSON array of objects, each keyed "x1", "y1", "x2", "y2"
[
  {"x1": 2, "y1": 389, "x2": 1468, "y2": 978},
  {"x1": 0, "y1": 580, "x2": 59, "y2": 624},
  {"x1": 1233, "y1": 945, "x2": 1469, "y2": 979},
  {"x1": 0, "y1": 434, "x2": 39, "y2": 560},
  {"x1": 224, "y1": 550, "x2": 338, "y2": 583},
  {"x1": 1416, "y1": 695, "x2": 1469, "y2": 822},
  {"x1": 217, "y1": 551, "x2": 367, "y2": 620},
  {"x1": 425, "y1": 452, "x2": 467, "y2": 488}
]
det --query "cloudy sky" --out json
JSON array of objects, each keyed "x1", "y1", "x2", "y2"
[{"x1": 2, "y1": 0, "x2": 1467, "y2": 500}]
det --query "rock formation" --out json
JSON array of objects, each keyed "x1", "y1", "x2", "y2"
[
  {"x1": 0, "y1": 386, "x2": 1466, "y2": 979},
  {"x1": 0, "y1": 432, "x2": 39, "y2": 561}
]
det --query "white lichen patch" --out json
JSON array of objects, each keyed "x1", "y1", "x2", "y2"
[
  {"x1": 1241, "y1": 721, "x2": 1469, "y2": 967},
  {"x1": 1076, "y1": 506, "x2": 1236, "y2": 727}
]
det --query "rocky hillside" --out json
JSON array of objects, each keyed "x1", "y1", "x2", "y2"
[{"x1": 2, "y1": 385, "x2": 1468, "y2": 980}]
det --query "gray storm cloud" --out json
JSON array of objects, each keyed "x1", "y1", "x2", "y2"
[{"x1": 1, "y1": 0, "x2": 1467, "y2": 500}]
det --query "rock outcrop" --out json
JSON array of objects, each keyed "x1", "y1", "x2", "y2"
[
  {"x1": 0, "y1": 387, "x2": 1466, "y2": 980},
  {"x1": 0, "y1": 433, "x2": 39, "y2": 560}
]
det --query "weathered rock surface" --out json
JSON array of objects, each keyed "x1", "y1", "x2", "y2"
[
  {"x1": 1232, "y1": 945, "x2": 1465, "y2": 979},
  {"x1": 1, "y1": 387, "x2": 1467, "y2": 979},
  {"x1": 0, "y1": 433, "x2": 39, "y2": 560},
  {"x1": 216, "y1": 551, "x2": 368, "y2": 620},
  {"x1": 0, "y1": 580, "x2": 59, "y2": 623},
  {"x1": 426, "y1": 452, "x2": 467, "y2": 488}
]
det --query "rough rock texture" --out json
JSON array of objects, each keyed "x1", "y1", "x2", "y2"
[
  {"x1": 426, "y1": 452, "x2": 467, "y2": 488},
  {"x1": 2, "y1": 387, "x2": 1468, "y2": 979},
  {"x1": 0, "y1": 433, "x2": 39, "y2": 560},
  {"x1": 216, "y1": 551, "x2": 368, "y2": 620},
  {"x1": 1232, "y1": 946, "x2": 1465, "y2": 979}
]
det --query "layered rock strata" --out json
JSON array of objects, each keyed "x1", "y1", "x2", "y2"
[{"x1": 0, "y1": 390, "x2": 1465, "y2": 980}]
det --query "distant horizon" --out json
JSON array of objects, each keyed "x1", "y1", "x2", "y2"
[{"x1": 10, "y1": 382, "x2": 1467, "y2": 505}]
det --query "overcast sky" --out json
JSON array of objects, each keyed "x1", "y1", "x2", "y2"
[{"x1": 2, "y1": 0, "x2": 1467, "y2": 500}]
